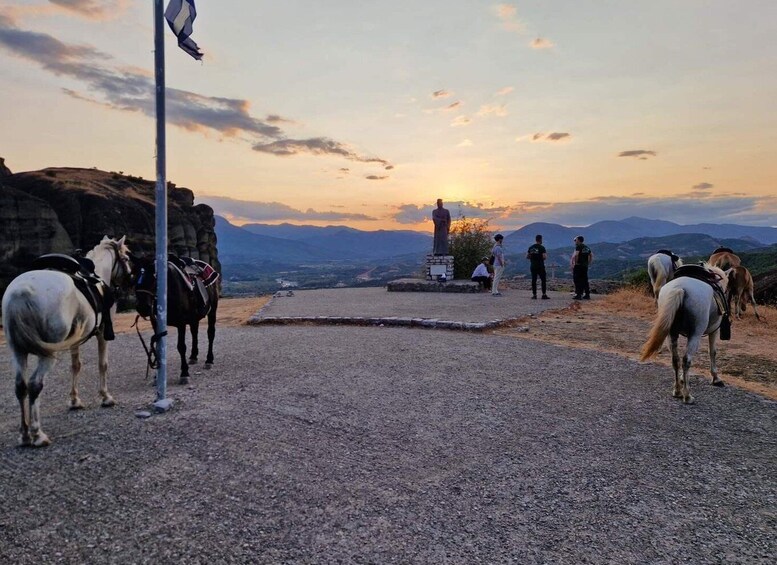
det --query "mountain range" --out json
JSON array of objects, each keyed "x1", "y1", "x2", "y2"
[
  {"x1": 504, "y1": 216, "x2": 777, "y2": 250},
  {"x1": 216, "y1": 215, "x2": 777, "y2": 264},
  {"x1": 217, "y1": 217, "x2": 432, "y2": 262}
]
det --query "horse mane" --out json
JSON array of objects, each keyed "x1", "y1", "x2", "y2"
[{"x1": 702, "y1": 262, "x2": 728, "y2": 291}]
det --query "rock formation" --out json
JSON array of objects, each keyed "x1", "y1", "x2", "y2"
[{"x1": 0, "y1": 162, "x2": 219, "y2": 295}]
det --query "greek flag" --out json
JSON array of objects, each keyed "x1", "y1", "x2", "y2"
[{"x1": 165, "y1": 0, "x2": 203, "y2": 60}]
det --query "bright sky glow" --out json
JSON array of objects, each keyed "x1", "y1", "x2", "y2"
[{"x1": 1, "y1": 1, "x2": 775, "y2": 230}]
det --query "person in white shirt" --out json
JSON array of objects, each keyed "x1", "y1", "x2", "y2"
[
  {"x1": 471, "y1": 257, "x2": 492, "y2": 291},
  {"x1": 491, "y1": 234, "x2": 506, "y2": 296}
]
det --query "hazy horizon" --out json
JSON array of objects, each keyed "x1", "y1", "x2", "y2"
[{"x1": 1, "y1": 2, "x2": 775, "y2": 231}]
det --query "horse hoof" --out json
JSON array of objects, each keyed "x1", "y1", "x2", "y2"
[
  {"x1": 33, "y1": 433, "x2": 51, "y2": 447},
  {"x1": 179, "y1": 377, "x2": 189, "y2": 385},
  {"x1": 683, "y1": 396, "x2": 695, "y2": 405},
  {"x1": 101, "y1": 397, "x2": 116, "y2": 407},
  {"x1": 711, "y1": 380, "x2": 725, "y2": 387},
  {"x1": 188, "y1": 358, "x2": 198, "y2": 365},
  {"x1": 19, "y1": 435, "x2": 32, "y2": 447},
  {"x1": 204, "y1": 363, "x2": 213, "y2": 371},
  {"x1": 69, "y1": 401, "x2": 85, "y2": 410}
]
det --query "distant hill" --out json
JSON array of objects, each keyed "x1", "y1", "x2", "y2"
[
  {"x1": 505, "y1": 216, "x2": 777, "y2": 250},
  {"x1": 215, "y1": 216, "x2": 339, "y2": 262},
  {"x1": 221, "y1": 219, "x2": 432, "y2": 261}
]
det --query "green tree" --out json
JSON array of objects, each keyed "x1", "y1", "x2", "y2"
[{"x1": 448, "y1": 216, "x2": 493, "y2": 279}]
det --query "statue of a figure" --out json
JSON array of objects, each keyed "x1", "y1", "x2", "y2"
[{"x1": 432, "y1": 198, "x2": 451, "y2": 255}]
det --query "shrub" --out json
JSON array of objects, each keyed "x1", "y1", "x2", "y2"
[
  {"x1": 448, "y1": 216, "x2": 493, "y2": 279},
  {"x1": 45, "y1": 170, "x2": 57, "y2": 178},
  {"x1": 625, "y1": 268, "x2": 652, "y2": 296}
]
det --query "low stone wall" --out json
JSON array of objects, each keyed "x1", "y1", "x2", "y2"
[
  {"x1": 387, "y1": 278, "x2": 481, "y2": 293},
  {"x1": 248, "y1": 314, "x2": 511, "y2": 332}
]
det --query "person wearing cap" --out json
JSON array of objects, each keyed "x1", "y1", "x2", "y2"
[
  {"x1": 571, "y1": 235, "x2": 593, "y2": 299},
  {"x1": 527, "y1": 234, "x2": 549, "y2": 299},
  {"x1": 471, "y1": 256, "x2": 492, "y2": 291},
  {"x1": 491, "y1": 233, "x2": 506, "y2": 296}
]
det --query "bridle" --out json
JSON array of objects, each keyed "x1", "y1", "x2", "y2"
[
  {"x1": 109, "y1": 243, "x2": 132, "y2": 285},
  {"x1": 132, "y1": 263, "x2": 167, "y2": 375}
]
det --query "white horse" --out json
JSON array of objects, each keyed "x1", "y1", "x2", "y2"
[
  {"x1": 647, "y1": 250, "x2": 682, "y2": 302},
  {"x1": 2, "y1": 236, "x2": 131, "y2": 447},
  {"x1": 640, "y1": 263, "x2": 729, "y2": 404}
]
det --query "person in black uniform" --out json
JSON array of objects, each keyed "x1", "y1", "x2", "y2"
[
  {"x1": 571, "y1": 235, "x2": 593, "y2": 299},
  {"x1": 526, "y1": 234, "x2": 549, "y2": 299}
]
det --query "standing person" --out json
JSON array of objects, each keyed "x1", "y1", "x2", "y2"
[
  {"x1": 571, "y1": 235, "x2": 593, "y2": 300},
  {"x1": 491, "y1": 233, "x2": 506, "y2": 296},
  {"x1": 431, "y1": 199, "x2": 451, "y2": 255},
  {"x1": 527, "y1": 234, "x2": 549, "y2": 299},
  {"x1": 471, "y1": 256, "x2": 492, "y2": 291}
]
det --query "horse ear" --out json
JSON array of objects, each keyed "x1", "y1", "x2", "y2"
[
  {"x1": 117, "y1": 235, "x2": 126, "y2": 247},
  {"x1": 101, "y1": 235, "x2": 110, "y2": 242}
]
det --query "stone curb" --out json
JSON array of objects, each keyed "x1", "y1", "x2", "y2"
[{"x1": 246, "y1": 314, "x2": 521, "y2": 332}]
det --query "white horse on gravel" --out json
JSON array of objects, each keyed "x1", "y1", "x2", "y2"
[
  {"x1": 2, "y1": 236, "x2": 131, "y2": 447},
  {"x1": 640, "y1": 263, "x2": 730, "y2": 405},
  {"x1": 647, "y1": 250, "x2": 682, "y2": 302}
]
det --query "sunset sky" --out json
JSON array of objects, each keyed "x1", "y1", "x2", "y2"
[{"x1": 1, "y1": 1, "x2": 776, "y2": 231}]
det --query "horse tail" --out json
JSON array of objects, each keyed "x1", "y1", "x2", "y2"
[
  {"x1": 3, "y1": 288, "x2": 88, "y2": 357},
  {"x1": 640, "y1": 286, "x2": 684, "y2": 360},
  {"x1": 647, "y1": 256, "x2": 667, "y2": 298}
]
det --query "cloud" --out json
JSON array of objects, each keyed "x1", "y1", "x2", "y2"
[
  {"x1": 266, "y1": 114, "x2": 296, "y2": 125},
  {"x1": 530, "y1": 37, "x2": 554, "y2": 50},
  {"x1": 252, "y1": 138, "x2": 391, "y2": 167},
  {"x1": 432, "y1": 89, "x2": 452, "y2": 99},
  {"x1": 529, "y1": 132, "x2": 571, "y2": 143},
  {"x1": 391, "y1": 193, "x2": 777, "y2": 230},
  {"x1": 494, "y1": 3, "x2": 523, "y2": 32},
  {"x1": 457, "y1": 139, "x2": 473, "y2": 147},
  {"x1": 477, "y1": 104, "x2": 508, "y2": 117},
  {"x1": 451, "y1": 116, "x2": 472, "y2": 127},
  {"x1": 48, "y1": 0, "x2": 132, "y2": 20},
  {"x1": 445, "y1": 101, "x2": 462, "y2": 111},
  {"x1": 200, "y1": 196, "x2": 378, "y2": 223},
  {"x1": 392, "y1": 201, "x2": 511, "y2": 225},
  {"x1": 618, "y1": 149, "x2": 657, "y2": 159},
  {"x1": 693, "y1": 182, "x2": 714, "y2": 190},
  {"x1": 365, "y1": 175, "x2": 389, "y2": 181},
  {"x1": 496, "y1": 194, "x2": 777, "y2": 229},
  {"x1": 495, "y1": 86, "x2": 514, "y2": 96},
  {"x1": 0, "y1": 17, "x2": 391, "y2": 167}
]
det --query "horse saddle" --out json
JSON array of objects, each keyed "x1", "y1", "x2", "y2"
[
  {"x1": 656, "y1": 249, "x2": 680, "y2": 269},
  {"x1": 674, "y1": 264, "x2": 731, "y2": 340},
  {"x1": 168, "y1": 255, "x2": 219, "y2": 317},
  {"x1": 31, "y1": 253, "x2": 115, "y2": 340}
]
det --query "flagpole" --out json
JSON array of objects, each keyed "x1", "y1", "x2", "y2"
[{"x1": 153, "y1": 0, "x2": 170, "y2": 410}]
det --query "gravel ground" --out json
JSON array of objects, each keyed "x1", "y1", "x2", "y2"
[
  {"x1": 0, "y1": 325, "x2": 775, "y2": 564},
  {"x1": 255, "y1": 287, "x2": 573, "y2": 323}
]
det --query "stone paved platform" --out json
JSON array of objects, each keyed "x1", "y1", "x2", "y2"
[{"x1": 249, "y1": 286, "x2": 579, "y2": 331}]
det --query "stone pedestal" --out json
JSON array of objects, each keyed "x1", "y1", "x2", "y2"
[{"x1": 425, "y1": 254, "x2": 454, "y2": 281}]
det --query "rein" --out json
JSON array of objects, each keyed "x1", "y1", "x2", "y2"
[
  {"x1": 133, "y1": 284, "x2": 168, "y2": 377},
  {"x1": 132, "y1": 314, "x2": 168, "y2": 378}
]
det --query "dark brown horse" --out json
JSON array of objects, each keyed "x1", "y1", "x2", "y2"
[{"x1": 132, "y1": 256, "x2": 219, "y2": 384}]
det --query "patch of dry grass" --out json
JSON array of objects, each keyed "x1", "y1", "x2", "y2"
[{"x1": 597, "y1": 287, "x2": 655, "y2": 318}]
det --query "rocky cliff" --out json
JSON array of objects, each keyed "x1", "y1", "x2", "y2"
[{"x1": 0, "y1": 162, "x2": 219, "y2": 295}]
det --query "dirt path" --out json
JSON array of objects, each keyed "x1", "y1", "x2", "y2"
[
  {"x1": 112, "y1": 295, "x2": 270, "y2": 334},
  {"x1": 497, "y1": 288, "x2": 777, "y2": 400}
]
